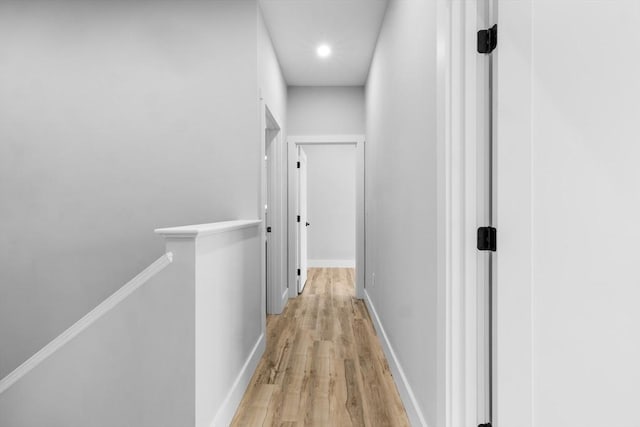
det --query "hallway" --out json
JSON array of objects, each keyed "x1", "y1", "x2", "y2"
[{"x1": 231, "y1": 268, "x2": 409, "y2": 426}]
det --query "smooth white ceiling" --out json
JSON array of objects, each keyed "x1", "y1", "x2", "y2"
[{"x1": 260, "y1": 0, "x2": 388, "y2": 86}]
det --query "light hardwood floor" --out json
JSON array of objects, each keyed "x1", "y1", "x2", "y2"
[{"x1": 231, "y1": 268, "x2": 410, "y2": 427}]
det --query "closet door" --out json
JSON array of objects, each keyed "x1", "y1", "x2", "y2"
[{"x1": 494, "y1": 1, "x2": 640, "y2": 426}]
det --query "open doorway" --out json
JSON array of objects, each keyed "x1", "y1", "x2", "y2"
[{"x1": 287, "y1": 135, "x2": 365, "y2": 299}]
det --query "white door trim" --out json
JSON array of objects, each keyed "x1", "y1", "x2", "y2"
[
  {"x1": 446, "y1": 0, "x2": 534, "y2": 425},
  {"x1": 297, "y1": 147, "x2": 309, "y2": 293},
  {"x1": 286, "y1": 135, "x2": 365, "y2": 299},
  {"x1": 436, "y1": 0, "x2": 488, "y2": 426},
  {"x1": 262, "y1": 104, "x2": 287, "y2": 316}
]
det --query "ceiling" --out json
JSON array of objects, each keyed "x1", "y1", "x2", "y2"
[{"x1": 260, "y1": 0, "x2": 388, "y2": 86}]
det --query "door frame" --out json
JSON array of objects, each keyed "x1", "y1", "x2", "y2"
[
  {"x1": 435, "y1": 0, "x2": 491, "y2": 425},
  {"x1": 442, "y1": 0, "x2": 533, "y2": 425},
  {"x1": 287, "y1": 135, "x2": 365, "y2": 299},
  {"x1": 296, "y1": 147, "x2": 309, "y2": 294},
  {"x1": 262, "y1": 104, "x2": 288, "y2": 316}
]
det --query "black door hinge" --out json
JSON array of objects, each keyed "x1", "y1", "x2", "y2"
[
  {"x1": 266, "y1": 226, "x2": 272, "y2": 233},
  {"x1": 477, "y1": 24, "x2": 497, "y2": 54},
  {"x1": 297, "y1": 268, "x2": 301, "y2": 276},
  {"x1": 297, "y1": 215, "x2": 301, "y2": 223},
  {"x1": 477, "y1": 227, "x2": 497, "y2": 251},
  {"x1": 297, "y1": 161, "x2": 300, "y2": 168}
]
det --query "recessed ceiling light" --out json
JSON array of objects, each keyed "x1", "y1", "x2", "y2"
[{"x1": 316, "y1": 44, "x2": 332, "y2": 58}]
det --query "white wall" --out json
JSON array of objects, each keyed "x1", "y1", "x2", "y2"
[
  {"x1": 0, "y1": 253, "x2": 195, "y2": 427},
  {"x1": 304, "y1": 145, "x2": 356, "y2": 266},
  {"x1": 365, "y1": 0, "x2": 439, "y2": 425},
  {"x1": 0, "y1": 221, "x2": 263, "y2": 427},
  {"x1": 258, "y1": 6, "x2": 288, "y2": 312},
  {"x1": 287, "y1": 86, "x2": 365, "y2": 134},
  {"x1": 189, "y1": 224, "x2": 263, "y2": 427},
  {"x1": 259, "y1": 7, "x2": 287, "y2": 131},
  {"x1": 0, "y1": 0, "x2": 261, "y2": 378}
]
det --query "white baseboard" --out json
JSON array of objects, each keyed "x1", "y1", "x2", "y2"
[
  {"x1": 364, "y1": 290, "x2": 429, "y2": 427},
  {"x1": 308, "y1": 259, "x2": 356, "y2": 268},
  {"x1": 211, "y1": 332, "x2": 265, "y2": 427}
]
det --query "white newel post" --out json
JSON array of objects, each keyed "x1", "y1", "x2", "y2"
[{"x1": 155, "y1": 220, "x2": 264, "y2": 427}]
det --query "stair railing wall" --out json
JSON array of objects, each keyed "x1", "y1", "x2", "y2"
[{"x1": 0, "y1": 220, "x2": 264, "y2": 427}]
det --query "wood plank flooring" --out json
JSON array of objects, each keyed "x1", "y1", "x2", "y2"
[{"x1": 231, "y1": 268, "x2": 410, "y2": 427}]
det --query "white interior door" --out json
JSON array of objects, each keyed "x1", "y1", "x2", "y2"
[
  {"x1": 495, "y1": 1, "x2": 640, "y2": 426},
  {"x1": 298, "y1": 148, "x2": 308, "y2": 293}
]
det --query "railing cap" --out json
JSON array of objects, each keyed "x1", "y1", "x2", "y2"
[{"x1": 154, "y1": 220, "x2": 262, "y2": 239}]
